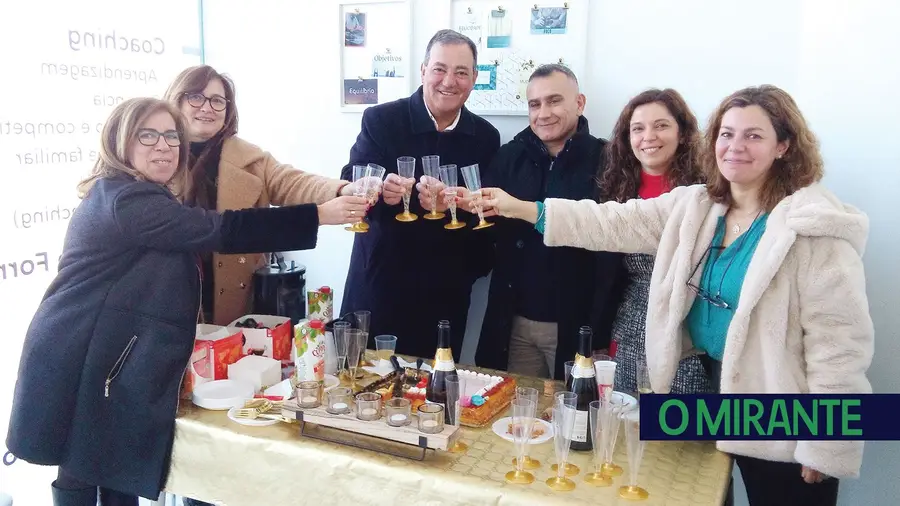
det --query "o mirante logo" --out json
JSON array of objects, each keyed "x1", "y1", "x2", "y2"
[{"x1": 639, "y1": 394, "x2": 900, "y2": 441}]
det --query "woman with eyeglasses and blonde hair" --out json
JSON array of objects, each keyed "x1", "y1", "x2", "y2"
[
  {"x1": 163, "y1": 65, "x2": 371, "y2": 326},
  {"x1": 4, "y1": 97, "x2": 366, "y2": 506},
  {"x1": 479, "y1": 84, "x2": 873, "y2": 506}
]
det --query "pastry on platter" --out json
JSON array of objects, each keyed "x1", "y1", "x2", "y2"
[{"x1": 360, "y1": 368, "x2": 516, "y2": 427}]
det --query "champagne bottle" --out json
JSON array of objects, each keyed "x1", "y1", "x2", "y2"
[
  {"x1": 566, "y1": 326, "x2": 598, "y2": 451},
  {"x1": 425, "y1": 320, "x2": 457, "y2": 424}
]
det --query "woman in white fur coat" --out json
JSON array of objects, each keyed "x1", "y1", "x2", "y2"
[{"x1": 478, "y1": 84, "x2": 873, "y2": 506}]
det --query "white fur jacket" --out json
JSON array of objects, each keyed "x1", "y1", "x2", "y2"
[{"x1": 543, "y1": 183, "x2": 874, "y2": 479}]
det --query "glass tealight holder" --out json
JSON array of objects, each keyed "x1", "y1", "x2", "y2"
[
  {"x1": 417, "y1": 404, "x2": 445, "y2": 434},
  {"x1": 326, "y1": 387, "x2": 352, "y2": 415},
  {"x1": 385, "y1": 398, "x2": 412, "y2": 427},
  {"x1": 296, "y1": 381, "x2": 322, "y2": 409},
  {"x1": 356, "y1": 392, "x2": 382, "y2": 421}
]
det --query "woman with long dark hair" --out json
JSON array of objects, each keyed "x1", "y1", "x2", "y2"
[{"x1": 598, "y1": 88, "x2": 711, "y2": 394}]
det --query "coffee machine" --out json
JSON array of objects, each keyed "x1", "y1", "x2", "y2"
[{"x1": 250, "y1": 253, "x2": 307, "y2": 326}]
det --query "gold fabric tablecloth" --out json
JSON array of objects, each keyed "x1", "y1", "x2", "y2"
[{"x1": 165, "y1": 370, "x2": 732, "y2": 506}]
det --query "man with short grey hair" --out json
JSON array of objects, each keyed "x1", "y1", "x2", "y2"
[
  {"x1": 339, "y1": 29, "x2": 500, "y2": 361},
  {"x1": 475, "y1": 64, "x2": 624, "y2": 381}
]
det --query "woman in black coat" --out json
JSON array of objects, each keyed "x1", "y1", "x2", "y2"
[{"x1": 4, "y1": 97, "x2": 368, "y2": 506}]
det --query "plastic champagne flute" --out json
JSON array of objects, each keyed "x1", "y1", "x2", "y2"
[
  {"x1": 445, "y1": 375, "x2": 467, "y2": 453},
  {"x1": 505, "y1": 398, "x2": 536, "y2": 484},
  {"x1": 438, "y1": 164, "x2": 465, "y2": 230},
  {"x1": 547, "y1": 392, "x2": 578, "y2": 491},
  {"x1": 421, "y1": 155, "x2": 445, "y2": 220},
  {"x1": 511, "y1": 387, "x2": 541, "y2": 469},
  {"x1": 618, "y1": 409, "x2": 650, "y2": 500},
  {"x1": 345, "y1": 165, "x2": 372, "y2": 233},
  {"x1": 345, "y1": 328, "x2": 363, "y2": 387},
  {"x1": 585, "y1": 400, "x2": 612, "y2": 486},
  {"x1": 395, "y1": 156, "x2": 418, "y2": 222},
  {"x1": 601, "y1": 393, "x2": 628, "y2": 477},
  {"x1": 359, "y1": 164, "x2": 386, "y2": 231},
  {"x1": 460, "y1": 163, "x2": 493, "y2": 230}
]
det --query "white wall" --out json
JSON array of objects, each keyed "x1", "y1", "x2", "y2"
[
  {"x1": 0, "y1": 2, "x2": 202, "y2": 504},
  {"x1": 202, "y1": 0, "x2": 899, "y2": 503}
]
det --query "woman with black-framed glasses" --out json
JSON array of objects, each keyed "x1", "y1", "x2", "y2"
[
  {"x1": 479, "y1": 85, "x2": 873, "y2": 506},
  {"x1": 163, "y1": 65, "x2": 372, "y2": 329}
]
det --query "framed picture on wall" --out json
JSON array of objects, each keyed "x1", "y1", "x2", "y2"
[
  {"x1": 338, "y1": 0, "x2": 412, "y2": 112},
  {"x1": 444, "y1": 0, "x2": 590, "y2": 116}
]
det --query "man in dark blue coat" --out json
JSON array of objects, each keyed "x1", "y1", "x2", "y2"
[
  {"x1": 340, "y1": 29, "x2": 500, "y2": 361},
  {"x1": 475, "y1": 64, "x2": 625, "y2": 381}
]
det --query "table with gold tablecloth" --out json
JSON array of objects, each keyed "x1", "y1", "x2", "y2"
[{"x1": 164, "y1": 370, "x2": 732, "y2": 506}]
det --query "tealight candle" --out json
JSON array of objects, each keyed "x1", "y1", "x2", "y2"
[
  {"x1": 417, "y1": 403, "x2": 445, "y2": 434},
  {"x1": 326, "y1": 387, "x2": 352, "y2": 415},
  {"x1": 356, "y1": 392, "x2": 382, "y2": 421},
  {"x1": 385, "y1": 398, "x2": 411, "y2": 427},
  {"x1": 296, "y1": 381, "x2": 322, "y2": 408}
]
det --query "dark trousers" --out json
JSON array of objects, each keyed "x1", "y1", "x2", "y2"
[
  {"x1": 55, "y1": 467, "x2": 138, "y2": 506},
  {"x1": 735, "y1": 454, "x2": 839, "y2": 506},
  {"x1": 697, "y1": 354, "x2": 839, "y2": 506}
]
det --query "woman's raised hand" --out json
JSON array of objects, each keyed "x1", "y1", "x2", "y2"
[
  {"x1": 317, "y1": 195, "x2": 369, "y2": 225},
  {"x1": 480, "y1": 187, "x2": 539, "y2": 223}
]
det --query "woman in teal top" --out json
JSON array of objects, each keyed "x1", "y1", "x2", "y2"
[
  {"x1": 477, "y1": 86, "x2": 873, "y2": 506},
  {"x1": 537, "y1": 197, "x2": 771, "y2": 389},
  {"x1": 685, "y1": 212, "x2": 767, "y2": 386}
]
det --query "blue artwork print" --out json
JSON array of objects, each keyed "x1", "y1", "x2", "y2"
[
  {"x1": 345, "y1": 12, "x2": 366, "y2": 47},
  {"x1": 474, "y1": 64, "x2": 497, "y2": 91},
  {"x1": 530, "y1": 7, "x2": 567, "y2": 35},
  {"x1": 487, "y1": 9, "x2": 511, "y2": 48}
]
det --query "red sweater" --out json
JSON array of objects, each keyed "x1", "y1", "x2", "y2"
[{"x1": 638, "y1": 171, "x2": 670, "y2": 199}]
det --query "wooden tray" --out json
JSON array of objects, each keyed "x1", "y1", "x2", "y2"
[{"x1": 282, "y1": 399, "x2": 460, "y2": 451}]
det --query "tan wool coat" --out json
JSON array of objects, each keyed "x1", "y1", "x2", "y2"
[
  {"x1": 209, "y1": 136, "x2": 346, "y2": 325},
  {"x1": 543, "y1": 183, "x2": 874, "y2": 479}
]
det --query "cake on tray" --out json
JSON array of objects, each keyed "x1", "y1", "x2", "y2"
[{"x1": 360, "y1": 368, "x2": 516, "y2": 428}]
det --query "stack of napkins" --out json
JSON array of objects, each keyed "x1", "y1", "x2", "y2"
[{"x1": 227, "y1": 355, "x2": 282, "y2": 393}]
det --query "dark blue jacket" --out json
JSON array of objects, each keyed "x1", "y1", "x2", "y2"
[
  {"x1": 5, "y1": 175, "x2": 319, "y2": 499},
  {"x1": 340, "y1": 87, "x2": 500, "y2": 360},
  {"x1": 475, "y1": 118, "x2": 626, "y2": 380}
]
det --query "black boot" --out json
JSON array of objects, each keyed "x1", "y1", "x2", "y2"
[{"x1": 51, "y1": 481, "x2": 98, "y2": 506}]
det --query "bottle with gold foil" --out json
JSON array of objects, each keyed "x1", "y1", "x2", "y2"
[
  {"x1": 566, "y1": 326, "x2": 597, "y2": 451},
  {"x1": 425, "y1": 320, "x2": 457, "y2": 424}
]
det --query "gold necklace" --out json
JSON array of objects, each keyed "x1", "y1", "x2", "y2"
[{"x1": 728, "y1": 208, "x2": 762, "y2": 235}]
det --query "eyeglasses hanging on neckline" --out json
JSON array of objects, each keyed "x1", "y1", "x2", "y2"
[{"x1": 686, "y1": 245, "x2": 733, "y2": 310}]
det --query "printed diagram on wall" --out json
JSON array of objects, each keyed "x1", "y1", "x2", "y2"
[
  {"x1": 487, "y1": 8, "x2": 511, "y2": 48},
  {"x1": 371, "y1": 48, "x2": 403, "y2": 77},
  {"x1": 455, "y1": 6, "x2": 484, "y2": 50},
  {"x1": 343, "y1": 78, "x2": 379, "y2": 104},
  {"x1": 450, "y1": 0, "x2": 589, "y2": 115},
  {"x1": 340, "y1": 1, "x2": 411, "y2": 111},
  {"x1": 345, "y1": 12, "x2": 366, "y2": 46},
  {"x1": 530, "y1": 7, "x2": 567, "y2": 34}
]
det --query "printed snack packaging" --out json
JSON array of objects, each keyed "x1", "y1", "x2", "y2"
[
  {"x1": 307, "y1": 286, "x2": 334, "y2": 322},
  {"x1": 294, "y1": 319, "x2": 326, "y2": 384}
]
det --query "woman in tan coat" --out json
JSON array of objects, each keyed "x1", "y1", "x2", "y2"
[
  {"x1": 164, "y1": 65, "x2": 368, "y2": 326},
  {"x1": 479, "y1": 85, "x2": 873, "y2": 506}
]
